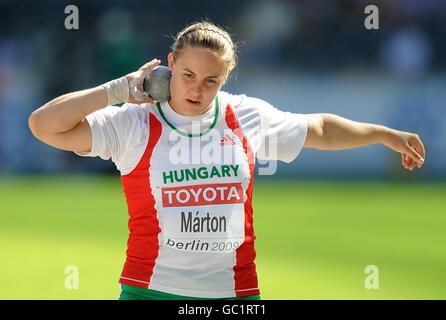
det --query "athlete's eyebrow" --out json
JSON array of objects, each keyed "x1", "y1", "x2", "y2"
[{"x1": 182, "y1": 68, "x2": 221, "y2": 79}]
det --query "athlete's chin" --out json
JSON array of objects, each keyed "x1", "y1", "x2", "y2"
[{"x1": 184, "y1": 99, "x2": 209, "y2": 114}]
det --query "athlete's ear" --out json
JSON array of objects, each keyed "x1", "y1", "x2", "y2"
[{"x1": 167, "y1": 52, "x2": 175, "y2": 72}]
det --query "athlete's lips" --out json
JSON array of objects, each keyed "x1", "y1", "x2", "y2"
[{"x1": 186, "y1": 99, "x2": 201, "y2": 105}]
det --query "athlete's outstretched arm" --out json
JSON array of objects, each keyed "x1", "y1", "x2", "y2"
[{"x1": 303, "y1": 114, "x2": 425, "y2": 171}]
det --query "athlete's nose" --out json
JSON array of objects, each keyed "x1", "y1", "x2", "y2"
[{"x1": 190, "y1": 83, "x2": 203, "y2": 100}]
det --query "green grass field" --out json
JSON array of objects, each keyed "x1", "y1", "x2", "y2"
[{"x1": 1, "y1": 176, "x2": 445, "y2": 299}]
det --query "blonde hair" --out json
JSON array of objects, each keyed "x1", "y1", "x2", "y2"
[{"x1": 170, "y1": 20, "x2": 238, "y2": 79}]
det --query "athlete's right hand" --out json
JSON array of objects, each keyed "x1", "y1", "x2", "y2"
[{"x1": 125, "y1": 59, "x2": 162, "y2": 104}]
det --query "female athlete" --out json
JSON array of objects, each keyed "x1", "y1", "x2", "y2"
[{"x1": 28, "y1": 20, "x2": 425, "y2": 300}]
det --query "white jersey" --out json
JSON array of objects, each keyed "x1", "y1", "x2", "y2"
[{"x1": 75, "y1": 90, "x2": 308, "y2": 298}]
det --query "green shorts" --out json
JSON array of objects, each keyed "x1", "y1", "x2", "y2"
[{"x1": 118, "y1": 284, "x2": 261, "y2": 300}]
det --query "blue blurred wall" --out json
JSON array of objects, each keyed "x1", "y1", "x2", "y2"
[{"x1": 0, "y1": 0, "x2": 444, "y2": 180}]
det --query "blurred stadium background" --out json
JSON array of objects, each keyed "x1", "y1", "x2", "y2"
[{"x1": 0, "y1": 0, "x2": 445, "y2": 299}]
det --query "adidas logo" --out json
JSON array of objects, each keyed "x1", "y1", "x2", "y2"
[{"x1": 220, "y1": 134, "x2": 236, "y2": 146}]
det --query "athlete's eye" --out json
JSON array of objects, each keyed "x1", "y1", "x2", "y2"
[
  {"x1": 206, "y1": 79, "x2": 217, "y2": 85},
  {"x1": 184, "y1": 73, "x2": 193, "y2": 79}
]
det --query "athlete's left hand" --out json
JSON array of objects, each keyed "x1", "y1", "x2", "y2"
[{"x1": 383, "y1": 130, "x2": 426, "y2": 171}]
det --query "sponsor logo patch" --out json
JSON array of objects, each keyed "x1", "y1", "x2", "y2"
[{"x1": 162, "y1": 183, "x2": 244, "y2": 207}]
